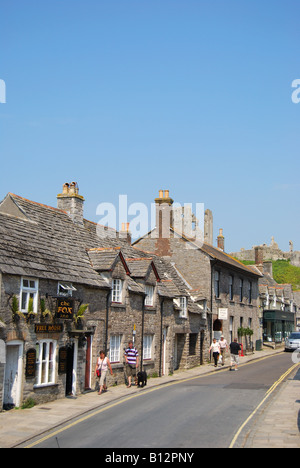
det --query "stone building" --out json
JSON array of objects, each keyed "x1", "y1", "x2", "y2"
[
  {"x1": 253, "y1": 250, "x2": 299, "y2": 344},
  {"x1": 0, "y1": 184, "x2": 205, "y2": 410},
  {"x1": 133, "y1": 190, "x2": 263, "y2": 353}
]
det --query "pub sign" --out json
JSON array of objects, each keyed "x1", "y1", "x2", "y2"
[{"x1": 56, "y1": 298, "x2": 74, "y2": 320}]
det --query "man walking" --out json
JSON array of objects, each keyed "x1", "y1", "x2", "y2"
[
  {"x1": 124, "y1": 341, "x2": 139, "y2": 388},
  {"x1": 219, "y1": 335, "x2": 228, "y2": 366},
  {"x1": 230, "y1": 338, "x2": 241, "y2": 371}
]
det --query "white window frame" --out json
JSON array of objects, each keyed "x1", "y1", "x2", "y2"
[
  {"x1": 112, "y1": 279, "x2": 123, "y2": 303},
  {"x1": 35, "y1": 339, "x2": 57, "y2": 387},
  {"x1": 145, "y1": 285, "x2": 154, "y2": 307},
  {"x1": 248, "y1": 281, "x2": 252, "y2": 304},
  {"x1": 239, "y1": 278, "x2": 244, "y2": 302},
  {"x1": 57, "y1": 282, "x2": 76, "y2": 297},
  {"x1": 109, "y1": 334, "x2": 122, "y2": 363},
  {"x1": 20, "y1": 277, "x2": 39, "y2": 313},
  {"x1": 179, "y1": 296, "x2": 187, "y2": 318},
  {"x1": 143, "y1": 334, "x2": 154, "y2": 360}
]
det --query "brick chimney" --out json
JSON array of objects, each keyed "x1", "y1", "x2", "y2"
[
  {"x1": 120, "y1": 222, "x2": 132, "y2": 245},
  {"x1": 217, "y1": 228, "x2": 225, "y2": 251},
  {"x1": 154, "y1": 190, "x2": 174, "y2": 256},
  {"x1": 57, "y1": 182, "x2": 85, "y2": 226},
  {"x1": 254, "y1": 246, "x2": 264, "y2": 266}
]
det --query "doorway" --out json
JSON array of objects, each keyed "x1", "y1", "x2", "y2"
[
  {"x1": 66, "y1": 343, "x2": 74, "y2": 396},
  {"x1": 4, "y1": 341, "x2": 23, "y2": 409}
]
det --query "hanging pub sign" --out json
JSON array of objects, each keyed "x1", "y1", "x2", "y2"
[
  {"x1": 56, "y1": 298, "x2": 74, "y2": 320},
  {"x1": 26, "y1": 348, "x2": 36, "y2": 379}
]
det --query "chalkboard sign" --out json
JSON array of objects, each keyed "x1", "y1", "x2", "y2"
[
  {"x1": 26, "y1": 348, "x2": 36, "y2": 379},
  {"x1": 58, "y1": 347, "x2": 68, "y2": 374}
]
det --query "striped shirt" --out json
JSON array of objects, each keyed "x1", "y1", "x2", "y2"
[{"x1": 125, "y1": 347, "x2": 139, "y2": 366}]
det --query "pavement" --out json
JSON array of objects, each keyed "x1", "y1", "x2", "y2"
[{"x1": 0, "y1": 347, "x2": 299, "y2": 449}]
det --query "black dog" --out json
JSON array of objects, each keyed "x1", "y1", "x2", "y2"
[{"x1": 137, "y1": 371, "x2": 147, "y2": 388}]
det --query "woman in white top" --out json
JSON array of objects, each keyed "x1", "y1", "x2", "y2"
[
  {"x1": 94, "y1": 350, "x2": 113, "y2": 395},
  {"x1": 209, "y1": 338, "x2": 221, "y2": 368}
]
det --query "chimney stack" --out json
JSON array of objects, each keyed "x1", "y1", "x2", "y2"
[
  {"x1": 154, "y1": 189, "x2": 174, "y2": 256},
  {"x1": 57, "y1": 182, "x2": 85, "y2": 226},
  {"x1": 120, "y1": 222, "x2": 132, "y2": 245},
  {"x1": 263, "y1": 261, "x2": 273, "y2": 278},
  {"x1": 217, "y1": 228, "x2": 225, "y2": 251},
  {"x1": 154, "y1": 189, "x2": 174, "y2": 237},
  {"x1": 254, "y1": 246, "x2": 264, "y2": 266}
]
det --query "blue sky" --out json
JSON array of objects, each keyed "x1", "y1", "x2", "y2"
[{"x1": 1, "y1": 0, "x2": 299, "y2": 252}]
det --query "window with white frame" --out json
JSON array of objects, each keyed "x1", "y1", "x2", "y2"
[
  {"x1": 58, "y1": 282, "x2": 76, "y2": 297},
  {"x1": 214, "y1": 271, "x2": 220, "y2": 298},
  {"x1": 143, "y1": 335, "x2": 153, "y2": 360},
  {"x1": 145, "y1": 285, "x2": 154, "y2": 307},
  {"x1": 112, "y1": 279, "x2": 123, "y2": 303},
  {"x1": 35, "y1": 340, "x2": 57, "y2": 386},
  {"x1": 179, "y1": 297, "x2": 187, "y2": 318},
  {"x1": 20, "y1": 277, "x2": 39, "y2": 313},
  {"x1": 109, "y1": 334, "x2": 122, "y2": 363},
  {"x1": 248, "y1": 281, "x2": 252, "y2": 304},
  {"x1": 239, "y1": 279, "x2": 244, "y2": 302}
]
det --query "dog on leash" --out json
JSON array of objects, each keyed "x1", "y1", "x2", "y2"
[{"x1": 137, "y1": 371, "x2": 147, "y2": 388}]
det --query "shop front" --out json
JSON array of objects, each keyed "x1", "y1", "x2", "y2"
[{"x1": 263, "y1": 310, "x2": 295, "y2": 343}]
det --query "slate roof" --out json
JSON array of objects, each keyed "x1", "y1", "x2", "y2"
[
  {"x1": 133, "y1": 227, "x2": 262, "y2": 278},
  {"x1": 0, "y1": 194, "x2": 126, "y2": 288},
  {"x1": 0, "y1": 193, "x2": 199, "y2": 304},
  {"x1": 87, "y1": 248, "x2": 129, "y2": 273}
]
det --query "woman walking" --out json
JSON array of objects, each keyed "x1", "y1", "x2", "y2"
[
  {"x1": 94, "y1": 350, "x2": 113, "y2": 395},
  {"x1": 209, "y1": 338, "x2": 221, "y2": 368}
]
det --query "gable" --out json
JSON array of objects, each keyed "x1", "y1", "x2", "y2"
[{"x1": 0, "y1": 194, "x2": 30, "y2": 221}]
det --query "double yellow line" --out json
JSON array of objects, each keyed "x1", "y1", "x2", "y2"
[{"x1": 229, "y1": 362, "x2": 300, "y2": 448}]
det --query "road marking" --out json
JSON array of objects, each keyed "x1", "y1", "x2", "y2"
[
  {"x1": 229, "y1": 362, "x2": 300, "y2": 449},
  {"x1": 23, "y1": 352, "x2": 288, "y2": 448}
]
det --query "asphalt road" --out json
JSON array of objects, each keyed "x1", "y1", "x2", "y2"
[{"x1": 32, "y1": 353, "x2": 295, "y2": 449}]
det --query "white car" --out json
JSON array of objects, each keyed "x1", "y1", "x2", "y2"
[{"x1": 285, "y1": 332, "x2": 300, "y2": 351}]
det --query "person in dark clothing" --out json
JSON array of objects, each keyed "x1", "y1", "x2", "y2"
[{"x1": 230, "y1": 338, "x2": 241, "y2": 371}]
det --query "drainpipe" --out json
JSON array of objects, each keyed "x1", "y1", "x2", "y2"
[
  {"x1": 159, "y1": 298, "x2": 165, "y2": 377},
  {"x1": 210, "y1": 260, "x2": 218, "y2": 344},
  {"x1": 104, "y1": 289, "x2": 111, "y2": 355},
  {"x1": 140, "y1": 296, "x2": 145, "y2": 373}
]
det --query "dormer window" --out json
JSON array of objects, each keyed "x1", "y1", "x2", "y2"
[
  {"x1": 145, "y1": 285, "x2": 154, "y2": 307},
  {"x1": 112, "y1": 279, "x2": 123, "y2": 303}
]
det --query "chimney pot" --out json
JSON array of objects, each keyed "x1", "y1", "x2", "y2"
[
  {"x1": 57, "y1": 182, "x2": 84, "y2": 225},
  {"x1": 159, "y1": 190, "x2": 164, "y2": 198}
]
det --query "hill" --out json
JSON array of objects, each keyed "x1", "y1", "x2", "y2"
[
  {"x1": 238, "y1": 259, "x2": 300, "y2": 291},
  {"x1": 272, "y1": 260, "x2": 300, "y2": 291}
]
